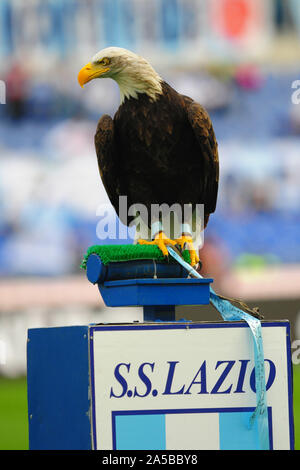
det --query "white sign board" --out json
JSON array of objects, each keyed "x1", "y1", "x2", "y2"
[{"x1": 89, "y1": 321, "x2": 294, "y2": 450}]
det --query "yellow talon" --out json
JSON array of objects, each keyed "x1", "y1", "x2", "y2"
[
  {"x1": 138, "y1": 231, "x2": 177, "y2": 257},
  {"x1": 175, "y1": 234, "x2": 199, "y2": 267},
  {"x1": 138, "y1": 232, "x2": 199, "y2": 267}
]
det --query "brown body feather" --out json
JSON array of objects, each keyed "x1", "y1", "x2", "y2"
[{"x1": 94, "y1": 81, "x2": 219, "y2": 228}]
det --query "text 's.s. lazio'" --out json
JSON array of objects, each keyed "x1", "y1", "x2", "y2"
[{"x1": 109, "y1": 359, "x2": 276, "y2": 399}]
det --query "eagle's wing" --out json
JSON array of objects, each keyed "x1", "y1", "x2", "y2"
[
  {"x1": 94, "y1": 114, "x2": 124, "y2": 218},
  {"x1": 184, "y1": 99, "x2": 219, "y2": 217}
]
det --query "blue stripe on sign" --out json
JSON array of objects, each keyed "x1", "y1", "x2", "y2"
[
  {"x1": 115, "y1": 414, "x2": 166, "y2": 450},
  {"x1": 219, "y1": 411, "x2": 260, "y2": 450}
]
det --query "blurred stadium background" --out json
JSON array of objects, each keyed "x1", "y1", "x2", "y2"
[{"x1": 0, "y1": 0, "x2": 300, "y2": 449}]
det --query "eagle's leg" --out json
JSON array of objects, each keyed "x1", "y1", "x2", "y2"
[
  {"x1": 137, "y1": 221, "x2": 177, "y2": 257},
  {"x1": 175, "y1": 223, "x2": 199, "y2": 267}
]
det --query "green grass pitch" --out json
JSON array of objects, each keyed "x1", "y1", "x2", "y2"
[{"x1": 1, "y1": 367, "x2": 300, "y2": 449}]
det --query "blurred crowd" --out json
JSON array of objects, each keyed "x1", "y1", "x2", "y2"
[{"x1": 0, "y1": 0, "x2": 300, "y2": 278}]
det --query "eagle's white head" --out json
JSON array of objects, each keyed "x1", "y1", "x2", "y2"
[{"x1": 78, "y1": 47, "x2": 163, "y2": 103}]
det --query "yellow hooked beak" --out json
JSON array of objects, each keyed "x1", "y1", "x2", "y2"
[{"x1": 78, "y1": 62, "x2": 110, "y2": 88}]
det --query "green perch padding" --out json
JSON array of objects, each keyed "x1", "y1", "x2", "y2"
[{"x1": 80, "y1": 243, "x2": 191, "y2": 269}]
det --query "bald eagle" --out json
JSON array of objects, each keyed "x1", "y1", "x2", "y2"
[{"x1": 78, "y1": 47, "x2": 219, "y2": 267}]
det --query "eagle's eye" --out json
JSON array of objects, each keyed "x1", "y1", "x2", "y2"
[{"x1": 96, "y1": 57, "x2": 110, "y2": 66}]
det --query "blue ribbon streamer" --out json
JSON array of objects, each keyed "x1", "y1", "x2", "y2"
[{"x1": 167, "y1": 246, "x2": 269, "y2": 450}]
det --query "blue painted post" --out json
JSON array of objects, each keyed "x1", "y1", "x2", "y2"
[
  {"x1": 27, "y1": 326, "x2": 91, "y2": 450},
  {"x1": 27, "y1": 321, "x2": 294, "y2": 450},
  {"x1": 143, "y1": 305, "x2": 176, "y2": 321}
]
